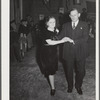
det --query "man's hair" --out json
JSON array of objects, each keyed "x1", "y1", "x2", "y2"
[{"x1": 70, "y1": 8, "x2": 80, "y2": 13}]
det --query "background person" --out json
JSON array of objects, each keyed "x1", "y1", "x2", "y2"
[{"x1": 80, "y1": 8, "x2": 87, "y2": 22}]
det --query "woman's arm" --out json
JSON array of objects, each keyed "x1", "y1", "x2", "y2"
[
  {"x1": 46, "y1": 37, "x2": 74, "y2": 45},
  {"x1": 46, "y1": 39, "x2": 65, "y2": 45}
]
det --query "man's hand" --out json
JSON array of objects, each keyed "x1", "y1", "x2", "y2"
[{"x1": 62, "y1": 37, "x2": 75, "y2": 44}]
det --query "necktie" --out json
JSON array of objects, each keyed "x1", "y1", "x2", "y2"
[{"x1": 72, "y1": 23, "x2": 75, "y2": 29}]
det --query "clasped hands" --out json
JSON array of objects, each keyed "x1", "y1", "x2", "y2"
[
  {"x1": 46, "y1": 37, "x2": 75, "y2": 45},
  {"x1": 62, "y1": 37, "x2": 75, "y2": 44}
]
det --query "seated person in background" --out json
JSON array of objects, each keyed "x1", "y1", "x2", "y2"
[
  {"x1": 19, "y1": 33, "x2": 27, "y2": 58},
  {"x1": 10, "y1": 24, "x2": 22, "y2": 62}
]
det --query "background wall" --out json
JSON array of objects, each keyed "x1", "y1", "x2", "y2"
[
  {"x1": 10, "y1": 0, "x2": 14, "y2": 21},
  {"x1": 23, "y1": 0, "x2": 63, "y2": 23},
  {"x1": 67, "y1": 0, "x2": 95, "y2": 13},
  {"x1": 10, "y1": 0, "x2": 96, "y2": 25}
]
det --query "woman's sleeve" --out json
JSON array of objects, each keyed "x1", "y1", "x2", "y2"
[{"x1": 38, "y1": 31, "x2": 48, "y2": 45}]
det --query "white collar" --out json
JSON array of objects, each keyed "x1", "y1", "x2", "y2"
[
  {"x1": 47, "y1": 27, "x2": 55, "y2": 32},
  {"x1": 72, "y1": 20, "x2": 79, "y2": 27}
]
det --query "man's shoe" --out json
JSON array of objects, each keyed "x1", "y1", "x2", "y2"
[
  {"x1": 76, "y1": 88, "x2": 83, "y2": 95},
  {"x1": 67, "y1": 89, "x2": 72, "y2": 93},
  {"x1": 50, "y1": 89, "x2": 56, "y2": 96}
]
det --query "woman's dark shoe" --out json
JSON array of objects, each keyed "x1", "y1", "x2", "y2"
[
  {"x1": 50, "y1": 89, "x2": 56, "y2": 96},
  {"x1": 76, "y1": 88, "x2": 83, "y2": 95}
]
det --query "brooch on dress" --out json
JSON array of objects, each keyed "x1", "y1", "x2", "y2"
[{"x1": 80, "y1": 27, "x2": 82, "y2": 29}]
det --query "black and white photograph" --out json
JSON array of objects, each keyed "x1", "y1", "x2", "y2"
[{"x1": 1, "y1": 0, "x2": 99, "y2": 100}]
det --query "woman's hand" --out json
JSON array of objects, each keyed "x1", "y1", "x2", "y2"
[
  {"x1": 55, "y1": 28, "x2": 59, "y2": 34},
  {"x1": 46, "y1": 38, "x2": 65, "y2": 45}
]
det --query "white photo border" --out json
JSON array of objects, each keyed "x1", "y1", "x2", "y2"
[{"x1": 1, "y1": 0, "x2": 99, "y2": 100}]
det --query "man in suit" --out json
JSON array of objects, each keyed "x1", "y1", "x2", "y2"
[{"x1": 58, "y1": 8, "x2": 89, "y2": 95}]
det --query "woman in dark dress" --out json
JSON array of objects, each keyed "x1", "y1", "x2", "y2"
[{"x1": 38, "y1": 16, "x2": 72, "y2": 96}]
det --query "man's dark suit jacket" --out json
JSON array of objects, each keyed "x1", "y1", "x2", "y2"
[{"x1": 58, "y1": 21, "x2": 89, "y2": 61}]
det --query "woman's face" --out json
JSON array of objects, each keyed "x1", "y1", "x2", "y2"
[
  {"x1": 47, "y1": 18, "x2": 56, "y2": 29},
  {"x1": 22, "y1": 21, "x2": 27, "y2": 26}
]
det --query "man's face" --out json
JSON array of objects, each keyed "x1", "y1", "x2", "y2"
[
  {"x1": 69, "y1": 10, "x2": 80, "y2": 22},
  {"x1": 22, "y1": 21, "x2": 27, "y2": 26}
]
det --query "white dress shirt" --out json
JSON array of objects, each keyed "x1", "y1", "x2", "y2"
[{"x1": 72, "y1": 20, "x2": 79, "y2": 29}]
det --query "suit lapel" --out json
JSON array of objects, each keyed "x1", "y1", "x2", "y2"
[{"x1": 75, "y1": 21, "x2": 81, "y2": 29}]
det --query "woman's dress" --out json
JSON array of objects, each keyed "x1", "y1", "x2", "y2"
[{"x1": 39, "y1": 29, "x2": 58, "y2": 76}]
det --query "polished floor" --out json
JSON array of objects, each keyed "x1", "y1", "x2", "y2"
[{"x1": 10, "y1": 37, "x2": 95, "y2": 100}]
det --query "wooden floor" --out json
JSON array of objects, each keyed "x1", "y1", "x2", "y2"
[{"x1": 10, "y1": 37, "x2": 95, "y2": 100}]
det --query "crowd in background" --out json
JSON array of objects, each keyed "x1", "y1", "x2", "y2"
[
  {"x1": 10, "y1": 8, "x2": 95, "y2": 63},
  {"x1": 10, "y1": 15, "x2": 35, "y2": 63}
]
